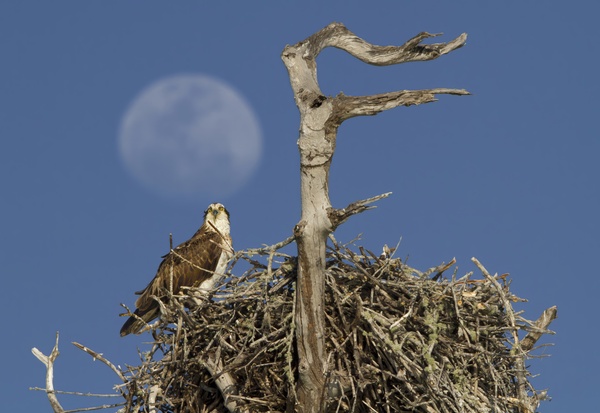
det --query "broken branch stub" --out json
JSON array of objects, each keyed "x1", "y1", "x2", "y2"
[{"x1": 282, "y1": 22, "x2": 468, "y2": 412}]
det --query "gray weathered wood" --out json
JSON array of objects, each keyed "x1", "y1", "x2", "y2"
[
  {"x1": 281, "y1": 22, "x2": 468, "y2": 412},
  {"x1": 31, "y1": 333, "x2": 65, "y2": 413}
]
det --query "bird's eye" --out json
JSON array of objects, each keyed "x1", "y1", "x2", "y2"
[
  {"x1": 218, "y1": 206, "x2": 224, "y2": 211},
  {"x1": 206, "y1": 208, "x2": 212, "y2": 214}
]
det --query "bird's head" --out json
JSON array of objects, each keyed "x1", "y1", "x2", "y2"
[{"x1": 203, "y1": 203, "x2": 230, "y2": 234}]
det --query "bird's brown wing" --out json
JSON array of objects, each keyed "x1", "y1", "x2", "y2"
[
  {"x1": 120, "y1": 226, "x2": 224, "y2": 336},
  {"x1": 135, "y1": 229, "x2": 223, "y2": 315}
]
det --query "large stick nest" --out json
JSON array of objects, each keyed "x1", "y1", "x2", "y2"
[{"x1": 120, "y1": 239, "x2": 554, "y2": 413}]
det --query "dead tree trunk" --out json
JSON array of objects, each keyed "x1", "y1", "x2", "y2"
[{"x1": 281, "y1": 23, "x2": 469, "y2": 412}]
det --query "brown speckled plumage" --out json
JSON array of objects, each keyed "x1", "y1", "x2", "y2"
[{"x1": 120, "y1": 203, "x2": 232, "y2": 336}]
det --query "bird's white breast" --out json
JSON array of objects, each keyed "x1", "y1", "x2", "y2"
[{"x1": 198, "y1": 230, "x2": 233, "y2": 293}]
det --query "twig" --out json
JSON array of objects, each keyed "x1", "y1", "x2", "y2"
[
  {"x1": 521, "y1": 306, "x2": 558, "y2": 352},
  {"x1": 237, "y1": 235, "x2": 296, "y2": 257},
  {"x1": 29, "y1": 389, "x2": 121, "y2": 397},
  {"x1": 422, "y1": 257, "x2": 457, "y2": 280},
  {"x1": 328, "y1": 192, "x2": 392, "y2": 230},
  {"x1": 62, "y1": 403, "x2": 126, "y2": 413},
  {"x1": 169, "y1": 233, "x2": 174, "y2": 294},
  {"x1": 204, "y1": 349, "x2": 245, "y2": 413},
  {"x1": 72, "y1": 342, "x2": 127, "y2": 383},
  {"x1": 472, "y1": 257, "x2": 536, "y2": 413}
]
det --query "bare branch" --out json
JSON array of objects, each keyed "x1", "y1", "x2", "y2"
[
  {"x1": 62, "y1": 403, "x2": 125, "y2": 413},
  {"x1": 31, "y1": 332, "x2": 65, "y2": 413},
  {"x1": 147, "y1": 385, "x2": 160, "y2": 413},
  {"x1": 72, "y1": 342, "x2": 127, "y2": 383},
  {"x1": 333, "y1": 89, "x2": 470, "y2": 122},
  {"x1": 304, "y1": 23, "x2": 467, "y2": 66},
  {"x1": 328, "y1": 192, "x2": 392, "y2": 230},
  {"x1": 268, "y1": 257, "x2": 298, "y2": 294},
  {"x1": 236, "y1": 234, "x2": 295, "y2": 257},
  {"x1": 29, "y1": 389, "x2": 121, "y2": 398},
  {"x1": 204, "y1": 349, "x2": 246, "y2": 413},
  {"x1": 521, "y1": 306, "x2": 558, "y2": 352},
  {"x1": 424, "y1": 257, "x2": 457, "y2": 280}
]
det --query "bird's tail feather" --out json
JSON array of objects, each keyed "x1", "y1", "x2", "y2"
[{"x1": 120, "y1": 308, "x2": 159, "y2": 337}]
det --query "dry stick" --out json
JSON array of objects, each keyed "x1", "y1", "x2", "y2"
[
  {"x1": 169, "y1": 233, "x2": 174, "y2": 295},
  {"x1": 62, "y1": 404, "x2": 126, "y2": 413},
  {"x1": 204, "y1": 348, "x2": 245, "y2": 413},
  {"x1": 28, "y1": 389, "x2": 121, "y2": 398},
  {"x1": 72, "y1": 342, "x2": 127, "y2": 383},
  {"x1": 304, "y1": 24, "x2": 467, "y2": 67},
  {"x1": 265, "y1": 241, "x2": 281, "y2": 282},
  {"x1": 236, "y1": 234, "x2": 295, "y2": 258},
  {"x1": 268, "y1": 259, "x2": 297, "y2": 295},
  {"x1": 31, "y1": 332, "x2": 65, "y2": 413},
  {"x1": 521, "y1": 306, "x2": 558, "y2": 352},
  {"x1": 328, "y1": 192, "x2": 392, "y2": 230},
  {"x1": 472, "y1": 257, "x2": 537, "y2": 413},
  {"x1": 334, "y1": 89, "x2": 469, "y2": 122},
  {"x1": 449, "y1": 282, "x2": 472, "y2": 345},
  {"x1": 426, "y1": 257, "x2": 457, "y2": 280},
  {"x1": 147, "y1": 385, "x2": 160, "y2": 413}
]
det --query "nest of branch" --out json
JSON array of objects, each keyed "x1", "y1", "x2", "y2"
[{"x1": 121, "y1": 239, "x2": 553, "y2": 413}]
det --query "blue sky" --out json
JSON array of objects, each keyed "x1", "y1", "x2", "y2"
[{"x1": 1, "y1": 2, "x2": 597, "y2": 412}]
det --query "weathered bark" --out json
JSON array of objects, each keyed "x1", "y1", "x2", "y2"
[
  {"x1": 31, "y1": 333, "x2": 65, "y2": 413},
  {"x1": 281, "y1": 22, "x2": 468, "y2": 412}
]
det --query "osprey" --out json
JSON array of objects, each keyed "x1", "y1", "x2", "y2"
[{"x1": 120, "y1": 203, "x2": 233, "y2": 336}]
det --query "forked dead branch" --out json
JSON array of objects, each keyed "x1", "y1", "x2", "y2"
[{"x1": 281, "y1": 22, "x2": 469, "y2": 411}]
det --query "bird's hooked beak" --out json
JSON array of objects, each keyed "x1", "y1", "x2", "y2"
[{"x1": 212, "y1": 209, "x2": 219, "y2": 217}]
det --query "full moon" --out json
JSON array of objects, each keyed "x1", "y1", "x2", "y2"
[{"x1": 118, "y1": 74, "x2": 262, "y2": 199}]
